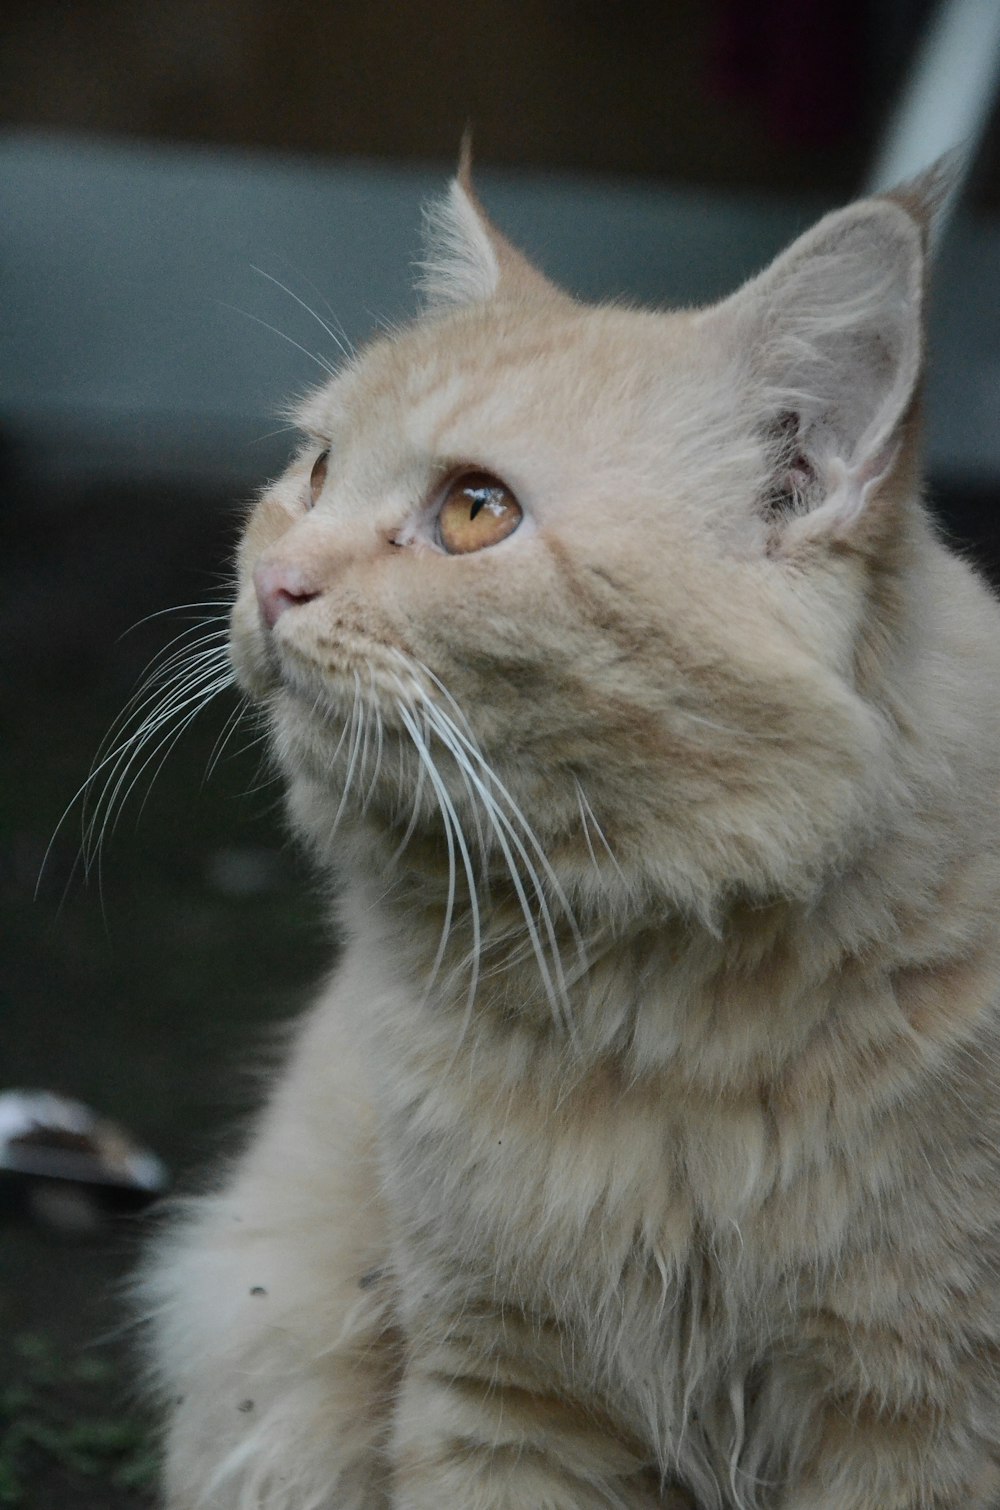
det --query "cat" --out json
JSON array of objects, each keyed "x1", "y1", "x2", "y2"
[{"x1": 142, "y1": 154, "x2": 1000, "y2": 1509}]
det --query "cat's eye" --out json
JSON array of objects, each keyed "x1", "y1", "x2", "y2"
[
  {"x1": 437, "y1": 471, "x2": 522, "y2": 555},
  {"x1": 308, "y1": 449, "x2": 329, "y2": 507}
]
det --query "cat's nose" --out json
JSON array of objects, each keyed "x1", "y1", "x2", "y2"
[{"x1": 253, "y1": 560, "x2": 321, "y2": 630}]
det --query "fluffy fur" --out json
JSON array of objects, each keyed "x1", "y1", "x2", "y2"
[{"x1": 143, "y1": 163, "x2": 1000, "y2": 1508}]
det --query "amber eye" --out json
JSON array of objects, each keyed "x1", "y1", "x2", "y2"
[
  {"x1": 437, "y1": 471, "x2": 522, "y2": 555},
  {"x1": 308, "y1": 448, "x2": 329, "y2": 507}
]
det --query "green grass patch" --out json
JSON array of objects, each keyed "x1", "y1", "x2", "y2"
[{"x1": 0, "y1": 1332, "x2": 157, "y2": 1505}]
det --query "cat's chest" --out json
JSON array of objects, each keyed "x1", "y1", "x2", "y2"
[{"x1": 379, "y1": 1027, "x2": 841, "y2": 1348}]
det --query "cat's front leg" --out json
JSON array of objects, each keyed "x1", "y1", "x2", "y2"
[
  {"x1": 150, "y1": 1186, "x2": 399, "y2": 1510},
  {"x1": 144, "y1": 974, "x2": 401, "y2": 1509},
  {"x1": 388, "y1": 1328, "x2": 689, "y2": 1510}
]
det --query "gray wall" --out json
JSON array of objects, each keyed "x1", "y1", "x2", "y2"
[{"x1": 3, "y1": 132, "x2": 998, "y2": 490}]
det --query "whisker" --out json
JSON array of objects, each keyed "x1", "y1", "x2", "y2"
[
  {"x1": 79, "y1": 665, "x2": 235, "y2": 908},
  {"x1": 87, "y1": 648, "x2": 233, "y2": 803},
  {"x1": 360, "y1": 670, "x2": 385, "y2": 814},
  {"x1": 98, "y1": 627, "x2": 231, "y2": 752},
  {"x1": 330, "y1": 673, "x2": 365, "y2": 834},
  {"x1": 396, "y1": 697, "x2": 482, "y2": 1022},
  {"x1": 679, "y1": 709, "x2": 786, "y2": 745},
  {"x1": 250, "y1": 265, "x2": 354, "y2": 363},
  {"x1": 576, "y1": 782, "x2": 602, "y2": 878},
  {"x1": 404, "y1": 657, "x2": 490, "y2": 870},
  {"x1": 131, "y1": 676, "x2": 237, "y2": 827},
  {"x1": 204, "y1": 695, "x2": 251, "y2": 784},
  {"x1": 118, "y1": 601, "x2": 232, "y2": 637},
  {"x1": 422, "y1": 702, "x2": 573, "y2": 1038},
  {"x1": 383, "y1": 650, "x2": 587, "y2": 1035},
  {"x1": 39, "y1": 645, "x2": 233, "y2": 896},
  {"x1": 427, "y1": 704, "x2": 586, "y2": 983},
  {"x1": 389, "y1": 651, "x2": 489, "y2": 868},
  {"x1": 391, "y1": 710, "x2": 429, "y2": 862},
  {"x1": 406, "y1": 653, "x2": 482, "y2": 752},
  {"x1": 219, "y1": 303, "x2": 339, "y2": 378},
  {"x1": 356, "y1": 696, "x2": 374, "y2": 812},
  {"x1": 84, "y1": 665, "x2": 235, "y2": 869},
  {"x1": 574, "y1": 776, "x2": 627, "y2": 884}
]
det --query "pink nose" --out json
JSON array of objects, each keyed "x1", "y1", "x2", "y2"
[{"x1": 254, "y1": 560, "x2": 321, "y2": 630}]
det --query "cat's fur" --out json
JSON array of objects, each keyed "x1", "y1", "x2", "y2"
[{"x1": 144, "y1": 162, "x2": 1000, "y2": 1508}]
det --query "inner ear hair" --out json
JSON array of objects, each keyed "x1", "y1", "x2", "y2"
[{"x1": 759, "y1": 410, "x2": 821, "y2": 519}]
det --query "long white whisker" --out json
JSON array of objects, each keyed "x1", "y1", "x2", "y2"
[
  {"x1": 131, "y1": 676, "x2": 237, "y2": 825},
  {"x1": 680, "y1": 709, "x2": 786, "y2": 745},
  {"x1": 401, "y1": 714, "x2": 481, "y2": 1038},
  {"x1": 391, "y1": 652, "x2": 489, "y2": 868},
  {"x1": 80, "y1": 653, "x2": 235, "y2": 858},
  {"x1": 361, "y1": 673, "x2": 385, "y2": 814},
  {"x1": 387, "y1": 652, "x2": 586, "y2": 1033},
  {"x1": 40, "y1": 646, "x2": 230, "y2": 892},
  {"x1": 574, "y1": 776, "x2": 627, "y2": 884},
  {"x1": 576, "y1": 782, "x2": 602, "y2": 878},
  {"x1": 421, "y1": 702, "x2": 571, "y2": 1036},
  {"x1": 87, "y1": 647, "x2": 233, "y2": 794},
  {"x1": 356, "y1": 694, "x2": 374, "y2": 812},
  {"x1": 79, "y1": 670, "x2": 234, "y2": 909},
  {"x1": 406, "y1": 653, "x2": 482, "y2": 752},
  {"x1": 118, "y1": 601, "x2": 232, "y2": 636},
  {"x1": 95, "y1": 636, "x2": 232, "y2": 761},
  {"x1": 136, "y1": 618, "x2": 230, "y2": 664},
  {"x1": 391, "y1": 716, "x2": 429, "y2": 862},
  {"x1": 96, "y1": 629, "x2": 229, "y2": 738},
  {"x1": 270, "y1": 259, "x2": 357, "y2": 358},
  {"x1": 250, "y1": 265, "x2": 353, "y2": 363},
  {"x1": 329, "y1": 674, "x2": 365, "y2": 834},
  {"x1": 219, "y1": 303, "x2": 339, "y2": 378},
  {"x1": 396, "y1": 699, "x2": 468, "y2": 1002},
  {"x1": 324, "y1": 691, "x2": 359, "y2": 769},
  {"x1": 86, "y1": 668, "x2": 235, "y2": 867},
  {"x1": 427, "y1": 702, "x2": 586, "y2": 997},
  {"x1": 204, "y1": 695, "x2": 251, "y2": 784}
]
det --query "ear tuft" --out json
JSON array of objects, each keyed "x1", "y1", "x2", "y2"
[
  {"x1": 456, "y1": 125, "x2": 476, "y2": 198},
  {"x1": 417, "y1": 175, "x2": 502, "y2": 308},
  {"x1": 884, "y1": 149, "x2": 962, "y2": 250},
  {"x1": 417, "y1": 141, "x2": 564, "y2": 311}
]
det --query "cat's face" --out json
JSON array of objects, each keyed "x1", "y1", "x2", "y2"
[{"x1": 229, "y1": 174, "x2": 929, "y2": 918}]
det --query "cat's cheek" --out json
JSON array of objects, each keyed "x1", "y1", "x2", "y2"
[{"x1": 229, "y1": 590, "x2": 275, "y2": 698}]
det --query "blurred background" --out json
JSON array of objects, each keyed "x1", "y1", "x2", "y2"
[{"x1": 3, "y1": 1, "x2": 1000, "y2": 1502}]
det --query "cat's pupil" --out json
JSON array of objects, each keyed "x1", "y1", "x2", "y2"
[{"x1": 436, "y1": 471, "x2": 522, "y2": 553}]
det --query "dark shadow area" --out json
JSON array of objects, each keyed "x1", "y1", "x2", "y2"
[{"x1": 1, "y1": 463, "x2": 329, "y2": 1505}]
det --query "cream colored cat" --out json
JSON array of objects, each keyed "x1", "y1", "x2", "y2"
[{"x1": 144, "y1": 160, "x2": 1000, "y2": 1509}]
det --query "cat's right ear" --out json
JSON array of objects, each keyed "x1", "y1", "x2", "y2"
[{"x1": 418, "y1": 144, "x2": 559, "y2": 309}]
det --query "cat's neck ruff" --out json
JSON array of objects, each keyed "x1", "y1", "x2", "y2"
[{"x1": 323, "y1": 785, "x2": 1000, "y2": 1122}]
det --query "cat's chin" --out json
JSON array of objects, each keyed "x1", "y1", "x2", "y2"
[{"x1": 230, "y1": 622, "x2": 361, "y2": 730}]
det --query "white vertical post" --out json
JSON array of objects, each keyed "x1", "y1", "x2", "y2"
[{"x1": 865, "y1": 0, "x2": 1000, "y2": 229}]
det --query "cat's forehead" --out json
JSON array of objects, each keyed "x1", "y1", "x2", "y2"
[{"x1": 296, "y1": 300, "x2": 713, "y2": 453}]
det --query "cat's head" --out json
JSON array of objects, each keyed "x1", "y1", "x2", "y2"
[{"x1": 230, "y1": 161, "x2": 940, "y2": 926}]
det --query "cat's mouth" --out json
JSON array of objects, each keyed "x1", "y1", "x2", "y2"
[
  {"x1": 261, "y1": 624, "x2": 434, "y2": 733},
  {"x1": 232, "y1": 582, "x2": 459, "y2": 755}
]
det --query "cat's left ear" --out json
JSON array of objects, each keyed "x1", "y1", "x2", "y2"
[
  {"x1": 718, "y1": 165, "x2": 947, "y2": 547},
  {"x1": 418, "y1": 141, "x2": 561, "y2": 308}
]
